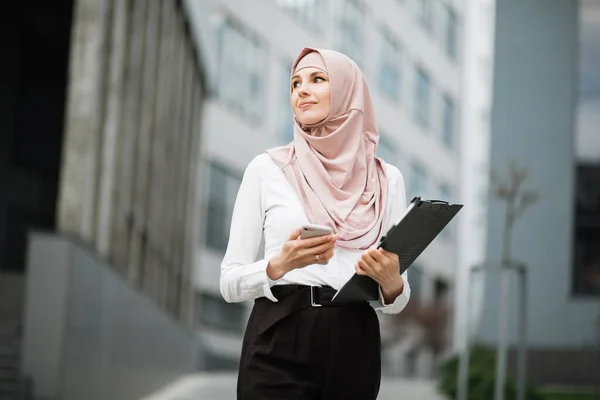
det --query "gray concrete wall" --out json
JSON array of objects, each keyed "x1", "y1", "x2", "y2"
[
  {"x1": 56, "y1": 0, "x2": 205, "y2": 328},
  {"x1": 481, "y1": 0, "x2": 599, "y2": 349},
  {"x1": 20, "y1": 236, "x2": 70, "y2": 398},
  {"x1": 21, "y1": 233, "x2": 197, "y2": 400}
]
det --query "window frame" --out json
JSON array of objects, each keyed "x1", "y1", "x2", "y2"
[
  {"x1": 337, "y1": 0, "x2": 367, "y2": 67},
  {"x1": 378, "y1": 27, "x2": 403, "y2": 102},
  {"x1": 203, "y1": 161, "x2": 243, "y2": 253},
  {"x1": 216, "y1": 17, "x2": 266, "y2": 123},
  {"x1": 416, "y1": 0, "x2": 434, "y2": 33},
  {"x1": 445, "y1": 4, "x2": 459, "y2": 60},
  {"x1": 409, "y1": 161, "x2": 428, "y2": 201},
  {"x1": 413, "y1": 66, "x2": 432, "y2": 128},
  {"x1": 275, "y1": 0, "x2": 325, "y2": 32},
  {"x1": 442, "y1": 94, "x2": 455, "y2": 148}
]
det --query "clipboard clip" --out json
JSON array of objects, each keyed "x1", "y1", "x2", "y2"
[{"x1": 411, "y1": 196, "x2": 449, "y2": 205}]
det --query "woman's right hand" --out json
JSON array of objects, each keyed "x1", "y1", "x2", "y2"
[{"x1": 266, "y1": 228, "x2": 339, "y2": 280}]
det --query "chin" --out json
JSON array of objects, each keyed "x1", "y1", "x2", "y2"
[{"x1": 298, "y1": 113, "x2": 327, "y2": 125}]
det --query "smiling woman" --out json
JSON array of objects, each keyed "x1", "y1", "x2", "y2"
[
  {"x1": 290, "y1": 55, "x2": 331, "y2": 125},
  {"x1": 220, "y1": 47, "x2": 411, "y2": 400}
]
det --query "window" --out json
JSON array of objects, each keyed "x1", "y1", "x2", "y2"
[
  {"x1": 197, "y1": 292, "x2": 246, "y2": 333},
  {"x1": 442, "y1": 94, "x2": 455, "y2": 148},
  {"x1": 572, "y1": 0, "x2": 600, "y2": 296},
  {"x1": 416, "y1": 0, "x2": 433, "y2": 33},
  {"x1": 409, "y1": 161, "x2": 428, "y2": 201},
  {"x1": 434, "y1": 278, "x2": 449, "y2": 303},
  {"x1": 280, "y1": 62, "x2": 294, "y2": 143},
  {"x1": 572, "y1": 165, "x2": 600, "y2": 296},
  {"x1": 217, "y1": 18, "x2": 265, "y2": 121},
  {"x1": 413, "y1": 67, "x2": 431, "y2": 128},
  {"x1": 337, "y1": 0, "x2": 366, "y2": 66},
  {"x1": 204, "y1": 163, "x2": 242, "y2": 252},
  {"x1": 276, "y1": 0, "x2": 323, "y2": 29},
  {"x1": 445, "y1": 5, "x2": 458, "y2": 60},
  {"x1": 376, "y1": 133, "x2": 397, "y2": 164},
  {"x1": 378, "y1": 28, "x2": 402, "y2": 101}
]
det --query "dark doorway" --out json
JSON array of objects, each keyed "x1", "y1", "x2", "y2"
[{"x1": 0, "y1": 0, "x2": 75, "y2": 272}]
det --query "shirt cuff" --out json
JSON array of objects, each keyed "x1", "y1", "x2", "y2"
[
  {"x1": 221, "y1": 258, "x2": 279, "y2": 303},
  {"x1": 267, "y1": 275, "x2": 281, "y2": 287},
  {"x1": 375, "y1": 280, "x2": 411, "y2": 314},
  {"x1": 262, "y1": 259, "x2": 279, "y2": 302}
]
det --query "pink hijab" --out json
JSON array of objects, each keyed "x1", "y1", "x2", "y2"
[{"x1": 266, "y1": 47, "x2": 388, "y2": 251}]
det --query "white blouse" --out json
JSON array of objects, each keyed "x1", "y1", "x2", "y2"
[{"x1": 219, "y1": 153, "x2": 411, "y2": 314}]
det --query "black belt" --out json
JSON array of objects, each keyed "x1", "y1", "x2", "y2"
[{"x1": 254, "y1": 285, "x2": 368, "y2": 336}]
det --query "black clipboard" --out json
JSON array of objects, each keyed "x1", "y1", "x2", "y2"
[{"x1": 331, "y1": 197, "x2": 463, "y2": 302}]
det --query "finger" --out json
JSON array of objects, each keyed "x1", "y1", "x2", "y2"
[
  {"x1": 355, "y1": 263, "x2": 368, "y2": 275},
  {"x1": 302, "y1": 233, "x2": 339, "y2": 248},
  {"x1": 368, "y1": 248, "x2": 387, "y2": 263},
  {"x1": 288, "y1": 229, "x2": 301, "y2": 240},
  {"x1": 322, "y1": 247, "x2": 335, "y2": 261},
  {"x1": 371, "y1": 249, "x2": 398, "y2": 271},
  {"x1": 300, "y1": 238, "x2": 337, "y2": 255},
  {"x1": 361, "y1": 251, "x2": 380, "y2": 270},
  {"x1": 309, "y1": 248, "x2": 334, "y2": 265},
  {"x1": 300, "y1": 245, "x2": 335, "y2": 264},
  {"x1": 357, "y1": 258, "x2": 373, "y2": 275},
  {"x1": 378, "y1": 248, "x2": 398, "y2": 262},
  {"x1": 316, "y1": 248, "x2": 334, "y2": 263},
  {"x1": 315, "y1": 254, "x2": 332, "y2": 265}
]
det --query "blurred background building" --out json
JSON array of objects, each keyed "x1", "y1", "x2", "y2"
[
  {"x1": 453, "y1": 0, "x2": 495, "y2": 352},
  {"x1": 475, "y1": 0, "x2": 600, "y2": 388},
  {"x1": 0, "y1": 0, "x2": 207, "y2": 398},
  {"x1": 188, "y1": 0, "x2": 466, "y2": 378}
]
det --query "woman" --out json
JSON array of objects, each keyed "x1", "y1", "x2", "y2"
[{"x1": 220, "y1": 47, "x2": 411, "y2": 399}]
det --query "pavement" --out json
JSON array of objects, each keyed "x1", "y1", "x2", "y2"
[
  {"x1": 379, "y1": 378, "x2": 448, "y2": 400},
  {"x1": 143, "y1": 373, "x2": 448, "y2": 400}
]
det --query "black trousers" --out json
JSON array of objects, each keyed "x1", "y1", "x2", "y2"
[{"x1": 237, "y1": 285, "x2": 381, "y2": 400}]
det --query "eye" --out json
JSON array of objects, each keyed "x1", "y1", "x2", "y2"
[
  {"x1": 291, "y1": 80, "x2": 301, "y2": 89},
  {"x1": 314, "y1": 76, "x2": 325, "y2": 83}
]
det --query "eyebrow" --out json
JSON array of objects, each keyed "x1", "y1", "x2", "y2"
[{"x1": 291, "y1": 71, "x2": 327, "y2": 80}]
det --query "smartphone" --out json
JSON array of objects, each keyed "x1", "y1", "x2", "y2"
[{"x1": 300, "y1": 224, "x2": 334, "y2": 239}]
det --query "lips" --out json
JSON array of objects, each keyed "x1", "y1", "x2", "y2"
[{"x1": 299, "y1": 101, "x2": 316, "y2": 108}]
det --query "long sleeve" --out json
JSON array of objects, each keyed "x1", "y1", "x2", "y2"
[
  {"x1": 220, "y1": 156, "x2": 278, "y2": 303},
  {"x1": 375, "y1": 270, "x2": 411, "y2": 314},
  {"x1": 374, "y1": 166, "x2": 411, "y2": 314}
]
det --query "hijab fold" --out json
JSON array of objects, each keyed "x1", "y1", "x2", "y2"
[{"x1": 266, "y1": 47, "x2": 388, "y2": 251}]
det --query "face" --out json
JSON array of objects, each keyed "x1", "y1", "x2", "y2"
[{"x1": 290, "y1": 67, "x2": 331, "y2": 125}]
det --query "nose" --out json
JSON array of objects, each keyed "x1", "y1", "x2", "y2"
[{"x1": 296, "y1": 81, "x2": 311, "y2": 97}]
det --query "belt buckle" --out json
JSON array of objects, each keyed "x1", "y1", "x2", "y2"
[{"x1": 310, "y1": 286, "x2": 322, "y2": 307}]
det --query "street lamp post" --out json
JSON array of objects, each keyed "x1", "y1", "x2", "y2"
[
  {"x1": 457, "y1": 263, "x2": 484, "y2": 400},
  {"x1": 460, "y1": 160, "x2": 537, "y2": 400},
  {"x1": 494, "y1": 265, "x2": 510, "y2": 400},
  {"x1": 489, "y1": 161, "x2": 538, "y2": 400},
  {"x1": 457, "y1": 261, "x2": 528, "y2": 400},
  {"x1": 515, "y1": 263, "x2": 528, "y2": 400},
  {"x1": 456, "y1": 271, "x2": 472, "y2": 400}
]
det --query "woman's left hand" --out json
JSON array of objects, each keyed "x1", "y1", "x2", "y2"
[{"x1": 356, "y1": 248, "x2": 404, "y2": 303}]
